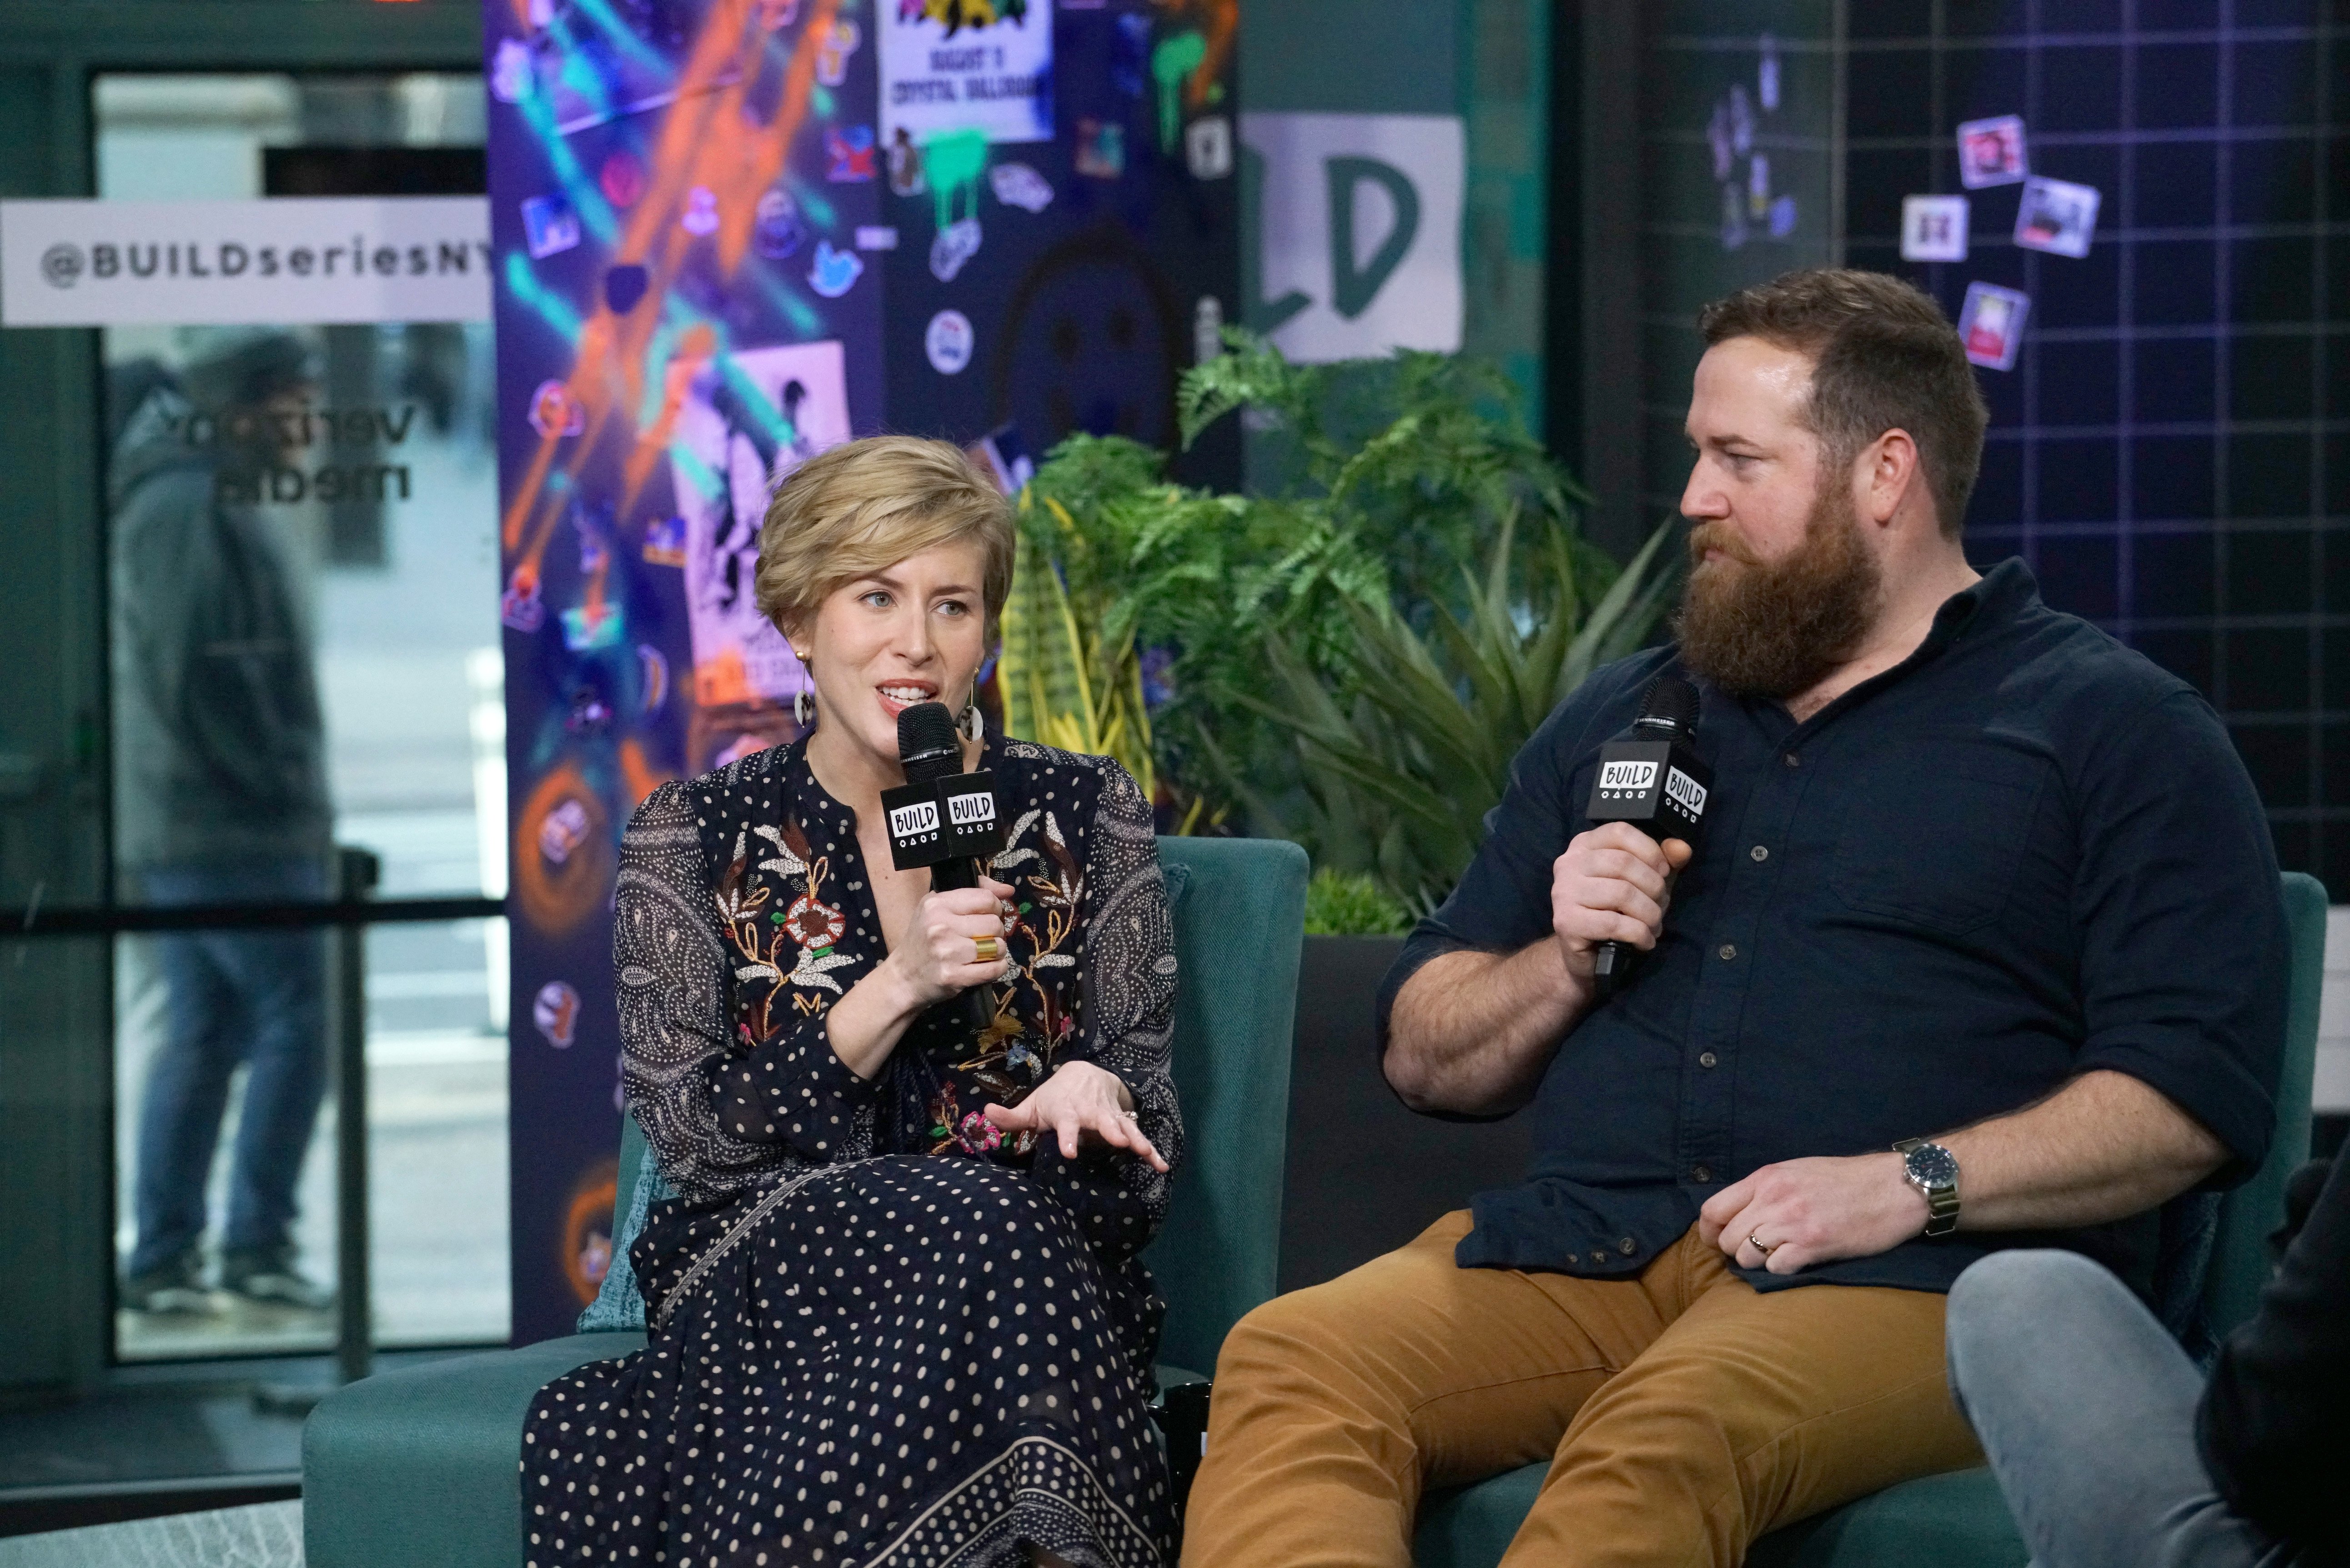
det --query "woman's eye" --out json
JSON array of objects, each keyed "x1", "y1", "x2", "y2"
[
  {"x1": 936, "y1": 599, "x2": 969, "y2": 617},
  {"x1": 861, "y1": 590, "x2": 892, "y2": 609}
]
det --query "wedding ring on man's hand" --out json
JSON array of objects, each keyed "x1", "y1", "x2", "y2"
[{"x1": 973, "y1": 936, "x2": 1001, "y2": 963}]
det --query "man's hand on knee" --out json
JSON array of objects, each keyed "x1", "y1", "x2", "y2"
[{"x1": 1698, "y1": 1154, "x2": 1929, "y2": 1275}]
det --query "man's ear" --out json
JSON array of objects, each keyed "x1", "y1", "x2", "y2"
[{"x1": 1863, "y1": 429, "x2": 1923, "y2": 527}]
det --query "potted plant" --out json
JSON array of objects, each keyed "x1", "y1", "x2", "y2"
[{"x1": 996, "y1": 337, "x2": 1682, "y2": 1286}]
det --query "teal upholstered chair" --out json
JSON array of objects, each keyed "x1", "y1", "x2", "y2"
[
  {"x1": 303, "y1": 835, "x2": 1308, "y2": 1568},
  {"x1": 1415, "y1": 871, "x2": 2331, "y2": 1568}
]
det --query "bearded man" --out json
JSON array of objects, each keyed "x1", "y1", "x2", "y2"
[{"x1": 1178, "y1": 268, "x2": 2287, "y2": 1567}]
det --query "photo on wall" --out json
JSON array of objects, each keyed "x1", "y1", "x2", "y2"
[{"x1": 664, "y1": 339, "x2": 850, "y2": 710}]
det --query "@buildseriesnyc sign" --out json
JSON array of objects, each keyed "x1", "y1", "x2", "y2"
[{"x1": 0, "y1": 196, "x2": 491, "y2": 327}]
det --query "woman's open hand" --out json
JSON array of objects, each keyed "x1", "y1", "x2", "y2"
[
  {"x1": 884, "y1": 874, "x2": 1015, "y2": 1008},
  {"x1": 985, "y1": 1060, "x2": 1168, "y2": 1172}
]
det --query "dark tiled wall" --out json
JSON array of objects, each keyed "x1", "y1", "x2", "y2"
[{"x1": 1672, "y1": 0, "x2": 2347, "y2": 894}]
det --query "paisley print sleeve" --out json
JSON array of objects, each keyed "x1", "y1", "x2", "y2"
[
  {"x1": 1031, "y1": 759, "x2": 1183, "y2": 1266},
  {"x1": 616, "y1": 780, "x2": 873, "y2": 1198},
  {"x1": 614, "y1": 780, "x2": 771, "y2": 1199}
]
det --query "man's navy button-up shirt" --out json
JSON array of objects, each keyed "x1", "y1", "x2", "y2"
[{"x1": 1378, "y1": 560, "x2": 2286, "y2": 1296}]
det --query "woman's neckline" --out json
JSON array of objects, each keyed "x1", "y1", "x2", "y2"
[{"x1": 793, "y1": 727, "x2": 1000, "y2": 827}]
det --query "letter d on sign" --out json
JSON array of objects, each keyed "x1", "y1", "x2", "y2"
[{"x1": 1326, "y1": 156, "x2": 1419, "y2": 320}]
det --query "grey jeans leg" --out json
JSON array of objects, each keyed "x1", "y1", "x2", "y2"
[{"x1": 1946, "y1": 1250, "x2": 2299, "y2": 1568}]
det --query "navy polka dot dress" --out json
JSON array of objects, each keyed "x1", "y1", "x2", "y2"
[{"x1": 523, "y1": 735, "x2": 1183, "y2": 1566}]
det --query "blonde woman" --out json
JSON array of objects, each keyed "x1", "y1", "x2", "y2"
[{"x1": 524, "y1": 437, "x2": 1183, "y2": 1567}]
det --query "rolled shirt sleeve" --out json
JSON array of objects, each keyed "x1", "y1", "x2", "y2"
[{"x1": 2065, "y1": 688, "x2": 2285, "y2": 1183}]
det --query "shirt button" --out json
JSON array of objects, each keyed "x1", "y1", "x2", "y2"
[
  {"x1": 1749, "y1": 844, "x2": 1769, "y2": 862},
  {"x1": 1692, "y1": 1164, "x2": 1713, "y2": 1183},
  {"x1": 1783, "y1": 752, "x2": 1800, "y2": 768},
  {"x1": 1699, "y1": 1051, "x2": 1718, "y2": 1068},
  {"x1": 1617, "y1": 1236, "x2": 1637, "y2": 1256},
  {"x1": 1588, "y1": 1250, "x2": 1608, "y2": 1266},
  {"x1": 1718, "y1": 943, "x2": 1737, "y2": 961}
]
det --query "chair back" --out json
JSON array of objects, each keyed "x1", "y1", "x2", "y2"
[
  {"x1": 598, "y1": 834, "x2": 1309, "y2": 1379},
  {"x1": 2199, "y1": 870, "x2": 2330, "y2": 1339},
  {"x1": 1140, "y1": 836, "x2": 1309, "y2": 1375}
]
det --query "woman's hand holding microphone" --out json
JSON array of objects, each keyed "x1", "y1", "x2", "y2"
[{"x1": 883, "y1": 874, "x2": 1016, "y2": 1005}]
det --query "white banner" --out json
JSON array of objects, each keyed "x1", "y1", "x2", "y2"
[
  {"x1": 0, "y1": 197, "x2": 492, "y2": 327},
  {"x1": 879, "y1": 0, "x2": 1054, "y2": 149},
  {"x1": 1240, "y1": 112, "x2": 1464, "y2": 364}
]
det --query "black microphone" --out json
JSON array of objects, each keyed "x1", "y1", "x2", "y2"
[
  {"x1": 1582, "y1": 674, "x2": 1710, "y2": 1001},
  {"x1": 884, "y1": 702, "x2": 1006, "y2": 1040}
]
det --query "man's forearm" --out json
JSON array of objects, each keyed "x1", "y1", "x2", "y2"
[
  {"x1": 1942, "y1": 1068, "x2": 2229, "y2": 1231},
  {"x1": 1382, "y1": 940, "x2": 1591, "y2": 1116}
]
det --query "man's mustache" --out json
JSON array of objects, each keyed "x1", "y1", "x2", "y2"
[{"x1": 1686, "y1": 522, "x2": 1761, "y2": 568}]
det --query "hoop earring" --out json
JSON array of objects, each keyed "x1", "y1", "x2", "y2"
[{"x1": 960, "y1": 700, "x2": 984, "y2": 744}]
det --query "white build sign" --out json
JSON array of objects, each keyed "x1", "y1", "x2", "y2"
[{"x1": 0, "y1": 197, "x2": 492, "y2": 327}]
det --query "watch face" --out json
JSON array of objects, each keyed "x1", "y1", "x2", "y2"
[{"x1": 1906, "y1": 1143, "x2": 1959, "y2": 1188}]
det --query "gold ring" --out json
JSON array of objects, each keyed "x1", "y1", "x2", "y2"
[
  {"x1": 974, "y1": 935, "x2": 1000, "y2": 963},
  {"x1": 1747, "y1": 1232, "x2": 1775, "y2": 1257}
]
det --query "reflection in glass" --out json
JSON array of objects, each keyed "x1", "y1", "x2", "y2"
[{"x1": 100, "y1": 72, "x2": 508, "y2": 1360}]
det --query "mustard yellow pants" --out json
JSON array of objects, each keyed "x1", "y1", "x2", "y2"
[{"x1": 1178, "y1": 1213, "x2": 1981, "y2": 1568}]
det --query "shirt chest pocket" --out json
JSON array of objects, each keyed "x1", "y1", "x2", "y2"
[{"x1": 1827, "y1": 744, "x2": 2051, "y2": 935}]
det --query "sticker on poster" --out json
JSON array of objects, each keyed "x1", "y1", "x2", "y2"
[
  {"x1": 665, "y1": 340, "x2": 852, "y2": 706},
  {"x1": 879, "y1": 0, "x2": 1054, "y2": 148},
  {"x1": 642, "y1": 514, "x2": 686, "y2": 566},
  {"x1": 827, "y1": 126, "x2": 878, "y2": 182},
  {"x1": 492, "y1": 39, "x2": 534, "y2": 104},
  {"x1": 929, "y1": 217, "x2": 982, "y2": 281},
  {"x1": 1957, "y1": 115, "x2": 2028, "y2": 189},
  {"x1": 817, "y1": 19, "x2": 861, "y2": 87},
  {"x1": 533, "y1": 980, "x2": 580, "y2": 1048},
  {"x1": 889, "y1": 128, "x2": 928, "y2": 196},
  {"x1": 522, "y1": 194, "x2": 580, "y2": 258},
  {"x1": 754, "y1": 189, "x2": 808, "y2": 259},
  {"x1": 1957, "y1": 282, "x2": 2029, "y2": 371},
  {"x1": 1075, "y1": 118, "x2": 1125, "y2": 179},
  {"x1": 808, "y1": 241, "x2": 863, "y2": 297},
  {"x1": 1193, "y1": 295, "x2": 1224, "y2": 365},
  {"x1": 502, "y1": 574, "x2": 545, "y2": 632},
  {"x1": 990, "y1": 162, "x2": 1054, "y2": 212},
  {"x1": 1901, "y1": 195, "x2": 1969, "y2": 261},
  {"x1": 1186, "y1": 116, "x2": 1233, "y2": 180},
  {"x1": 529, "y1": 379, "x2": 584, "y2": 439},
  {"x1": 926, "y1": 309, "x2": 974, "y2": 374},
  {"x1": 2013, "y1": 176, "x2": 2099, "y2": 259}
]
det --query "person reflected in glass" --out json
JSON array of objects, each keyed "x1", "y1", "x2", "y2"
[
  {"x1": 526, "y1": 436, "x2": 1182, "y2": 1567},
  {"x1": 113, "y1": 327, "x2": 335, "y2": 1315}
]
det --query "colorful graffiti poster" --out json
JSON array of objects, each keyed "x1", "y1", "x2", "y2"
[
  {"x1": 666, "y1": 340, "x2": 850, "y2": 709},
  {"x1": 880, "y1": 0, "x2": 1055, "y2": 148},
  {"x1": 484, "y1": 0, "x2": 884, "y2": 1345}
]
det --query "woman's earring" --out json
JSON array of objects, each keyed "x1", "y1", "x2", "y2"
[
  {"x1": 793, "y1": 659, "x2": 815, "y2": 729},
  {"x1": 960, "y1": 700, "x2": 984, "y2": 744}
]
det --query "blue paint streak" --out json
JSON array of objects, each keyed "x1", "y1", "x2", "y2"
[{"x1": 505, "y1": 251, "x2": 586, "y2": 340}]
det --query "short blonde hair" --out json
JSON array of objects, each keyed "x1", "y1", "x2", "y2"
[{"x1": 754, "y1": 435, "x2": 1016, "y2": 643}]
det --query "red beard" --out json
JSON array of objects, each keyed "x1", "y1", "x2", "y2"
[{"x1": 1674, "y1": 480, "x2": 1883, "y2": 701}]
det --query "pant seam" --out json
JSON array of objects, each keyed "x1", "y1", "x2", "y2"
[{"x1": 1403, "y1": 1362, "x2": 1616, "y2": 1423}]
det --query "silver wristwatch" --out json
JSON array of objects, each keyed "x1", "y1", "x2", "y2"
[{"x1": 1894, "y1": 1138, "x2": 1961, "y2": 1237}]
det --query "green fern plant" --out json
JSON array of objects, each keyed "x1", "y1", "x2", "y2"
[
  {"x1": 1001, "y1": 332, "x2": 1679, "y2": 896},
  {"x1": 1232, "y1": 513, "x2": 1679, "y2": 914}
]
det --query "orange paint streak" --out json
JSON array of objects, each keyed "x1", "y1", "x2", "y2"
[
  {"x1": 618, "y1": 737, "x2": 672, "y2": 809},
  {"x1": 501, "y1": 0, "x2": 834, "y2": 588}
]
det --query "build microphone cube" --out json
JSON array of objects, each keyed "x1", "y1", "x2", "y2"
[{"x1": 1585, "y1": 741, "x2": 1711, "y2": 844}]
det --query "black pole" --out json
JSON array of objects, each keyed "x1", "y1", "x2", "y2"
[{"x1": 334, "y1": 845, "x2": 380, "y2": 1386}]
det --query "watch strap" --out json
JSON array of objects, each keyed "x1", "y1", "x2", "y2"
[{"x1": 1894, "y1": 1137, "x2": 1962, "y2": 1237}]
